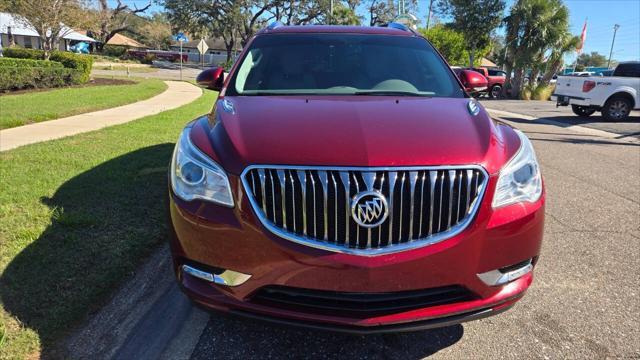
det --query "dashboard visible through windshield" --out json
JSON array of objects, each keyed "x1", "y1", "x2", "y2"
[{"x1": 227, "y1": 33, "x2": 464, "y2": 98}]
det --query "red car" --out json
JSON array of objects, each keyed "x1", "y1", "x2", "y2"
[
  {"x1": 471, "y1": 67, "x2": 507, "y2": 98},
  {"x1": 170, "y1": 23, "x2": 545, "y2": 333},
  {"x1": 451, "y1": 67, "x2": 489, "y2": 97}
]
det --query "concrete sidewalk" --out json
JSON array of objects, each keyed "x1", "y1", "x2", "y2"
[{"x1": 0, "y1": 81, "x2": 202, "y2": 152}]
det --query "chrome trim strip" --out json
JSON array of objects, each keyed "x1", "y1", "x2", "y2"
[
  {"x1": 296, "y1": 170, "x2": 307, "y2": 236},
  {"x1": 465, "y1": 169, "x2": 473, "y2": 214},
  {"x1": 309, "y1": 171, "x2": 317, "y2": 238},
  {"x1": 408, "y1": 171, "x2": 418, "y2": 240},
  {"x1": 277, "y1": 170, "x2": 287, "y2": 230},
  {"x1": 339, "y1": 172, "x2": 350, "y2": 245},
  {"x1": 258, "y1": 169, "x2": 267, "y2": 214},
  {"x1": 447, "y1": 170, "x2": 456, "y2": 228},
  {"x1": 318, "y1": 171, "x2": 329, "y2": 241},
  {"x1": 269, "y1": 170, "x2": 277, "y2": 224},
  {"x1": 387, "y1": 171, "x2": 398, "y2": 244},
  {"x1": 398, "y1": 172, "x2": 406, "y2": 242},
  {"x1": 182, "y1": 265, "x2": 252, "y2": 287},
  {"x1": 417, "y1": 171, "x2": 426, "y2": 238},
  {"x1": 241, "y1": 165, "x2": 489, "y2": 257},
  {"x1": 477, "y1": 259, "x2": 533, "y2": 286},
  {"x1": 429, "y1": 171, "x2": 436, "y2": 236}
]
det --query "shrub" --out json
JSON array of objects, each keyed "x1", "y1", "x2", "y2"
[
  {"x1": 49, "y1": 51, "x2": 93, "y2": 84},
  {"x1": 103, "y1": 45, "x2": 127, "y2": 58},
  {"x1": 3, "y1": 47, "x2": 93, "y2": 84},
  {"x1": 0, "y1": 67, "x2": 79, "y2": 91},
  {"x1": 520, "y1": 85, "x2": 533, "y2": 100},
  {"x1": 141, "y1": 53, "x2": 156, "y2": 64},
  {"x1": 0, "y1": 58, "x2": 63, "y2": 68},
  {"x1": 532, "y1": 84, "x2": 555, "y2": 101},
  {"x1": 2, "y1": 47, "x2": 45, "y2": 60}
]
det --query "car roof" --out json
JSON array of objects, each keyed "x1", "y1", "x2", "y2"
[{"x1": 257, "y1": 25, "x2": 416, "y2": 36}]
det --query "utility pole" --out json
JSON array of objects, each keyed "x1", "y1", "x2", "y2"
[
  {"x1": 607, "y1": 24, "x2": 620, "y2": 69},
  {"x1": 426, "y1": 0, "x2": 434, "y2": 30}
]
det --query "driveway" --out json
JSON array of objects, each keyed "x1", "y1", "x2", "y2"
[
  {"x1": 63, "y1": 103, "x2": 640, "y2": 359},
  {"x1": 480, "y1": 99, "x2": 640, "y2": 139}
]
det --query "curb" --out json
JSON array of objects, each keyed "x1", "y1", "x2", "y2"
[{"x1": 485, "y1": 108, "x2": 638, "y2": 143}]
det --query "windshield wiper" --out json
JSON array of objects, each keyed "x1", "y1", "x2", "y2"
[{"x1": 353, "y1": 90, "x2": 431, "y2": 97}]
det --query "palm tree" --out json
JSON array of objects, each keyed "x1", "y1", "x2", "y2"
[
  {"x1": 502, "y1": 0, "x2": 571, "y2": 98},
  {"x1": 540, "y1": 33, "x2": 580, "y2": 85}
]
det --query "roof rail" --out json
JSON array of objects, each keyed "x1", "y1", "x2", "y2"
[
  {"x1": 267, "y1": 21, "x2": 284, "y2": 30},
  {"x1": 386, "y1": 22, "x2": 409, "y2": 31},
  {"x1": 384, "y1": 22, "x2": 418, "y2": 35}
]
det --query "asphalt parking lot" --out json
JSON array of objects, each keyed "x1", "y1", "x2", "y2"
[{"x1": 64, "y1": 100, "x2": 640, "y2": 359}]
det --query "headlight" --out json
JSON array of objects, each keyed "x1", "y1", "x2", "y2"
[
  {"x1": 492, "y1": 130, "x2": 542, "y2": 208},
  {"x1": 170, "y1": 127, "x2": 234, "y2": 207}
]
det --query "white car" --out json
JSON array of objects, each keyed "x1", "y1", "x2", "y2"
[{"x1": 552, "y1": 62, "x2": 640, "y2": 121}]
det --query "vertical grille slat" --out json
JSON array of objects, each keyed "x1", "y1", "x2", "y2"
[{"x1": 243, "y1": 167, "x2": 486, "y2": 255}]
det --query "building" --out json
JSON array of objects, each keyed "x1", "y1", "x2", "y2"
[
  {"x1": 0, "y1": 12, "x2": 96, "y2": 51},
  {"x1": 170, "y1": 38, "x2": 242, "y2": 64}
]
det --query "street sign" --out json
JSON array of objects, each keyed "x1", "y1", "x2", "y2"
[
  {"x1": 197, "y1": 39, "x2": 209, "y2": 55},
  {"x1": 174, "y1": 33, "x2": 188, "y2": 42}
]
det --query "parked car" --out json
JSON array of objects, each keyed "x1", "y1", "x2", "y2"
[
  {"x1": 451, "y1": 67, "x2": 489, "y2": 97},
  {"x1": 552, "y1": 62, "x2": 640, "y2": 121},
  {"x1": 171, "y1": 22, "x2": 545, "y2": 333},
  {"x1": 471, "y1": 67, "x2": 506, "y2": 98}
]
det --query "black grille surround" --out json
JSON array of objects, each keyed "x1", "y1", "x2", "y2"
[
  {"x1": 251, "y1": 285, "x2": 476, "y2": 318},
  {"x1": 241, "y1": 166, "x2": 488, "y2": 256}
]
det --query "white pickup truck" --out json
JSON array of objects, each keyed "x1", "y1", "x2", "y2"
[{"x1": 552, "y1": 62, "x2": 639, "y2": 121}]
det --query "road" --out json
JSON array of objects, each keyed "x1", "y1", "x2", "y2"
[
  {"x1": 63, "y1": 101, "x2": 640, "y2": 359},
  {"x1": 91, "y1": 62, "x2": 205, "y2": 81}
]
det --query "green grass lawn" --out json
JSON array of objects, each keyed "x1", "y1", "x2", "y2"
[
  {"x1": 0, "y1": 78, "x2": 167, "y2": 130},
  {"x1": 0, "y1": 89, "x2": 216, "y2": 359}
]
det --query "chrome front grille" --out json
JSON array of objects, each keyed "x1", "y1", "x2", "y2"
[{"x1": 241, "y1": 166, "x2": 488, "y2": 256}]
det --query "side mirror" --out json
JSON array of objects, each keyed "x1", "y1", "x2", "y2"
[{"x1": 196, "y1": 67, "x2": 225, "y2": 91}]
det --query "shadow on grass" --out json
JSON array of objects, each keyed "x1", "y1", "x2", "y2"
[{"x1": 0, "y1": 143, "x2": 175, "y2": 356}]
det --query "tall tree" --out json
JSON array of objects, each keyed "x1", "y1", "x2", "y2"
[
  {"x1": 420, "y1": 25, "x2": 467, "y2": 65},
  {"x1": 139, "y1": 13, "x2": 173, "y2": 50},
  {"x1": 92, "y1": 0, "x2": 151, "y2": 52},
  {"x1": 11, "y1": 0, "x2": 89, "y2": 59},
  {"x1": 577, "y1": 51, "x2": 608, "y2": 68},
  {"x1": 436, "y1": 0, "x2": 506, "y2": 68},
  {"x1": 502, "y1": 0, "x2": 570, "y2": 98}
]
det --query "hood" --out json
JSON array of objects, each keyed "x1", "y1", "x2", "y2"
[{"x1": 203, "y1": 96, "x2": 517, "y2": 175}]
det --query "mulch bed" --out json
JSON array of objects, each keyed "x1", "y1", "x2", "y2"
[{"x1": 0, "y1": 78, "x2": 137, "y2": 96}]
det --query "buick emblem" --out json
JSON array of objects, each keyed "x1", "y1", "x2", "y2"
[{"x1": 351, "y1": 191, "x2": 389, "y2": 228}]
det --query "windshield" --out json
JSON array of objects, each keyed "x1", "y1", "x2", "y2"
[{"x1": 227, "y1": 33, "x2": 464, "y2": 97}]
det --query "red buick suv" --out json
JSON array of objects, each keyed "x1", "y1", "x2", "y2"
[{"x1": 168, "y1": 23, "x2": 545, "y2": 333}]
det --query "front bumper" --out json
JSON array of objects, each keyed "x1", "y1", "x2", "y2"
[{"x1": 168, "y1": 172, "x2": 545, "y2": 331}]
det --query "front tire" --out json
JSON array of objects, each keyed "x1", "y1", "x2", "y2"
[
  {"x1": 602, "y1": 97, "x2": 631, "y2": 121},
  {"x1": 571, "y1": 105, "x2": 596, "y2": 117},
  {"x1": 489, "y1": 85, "x2": 502, "y2": 99}
]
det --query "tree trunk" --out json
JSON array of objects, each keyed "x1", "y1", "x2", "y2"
[
  {"x1": 468, "y1": 47, "x2": 475, "y2": 68},
  {"x1": 541, "y1": 60, "x2": 561, "y2": 85},
  {"x1": 511, "y1": 68, "x2": 525, "y2": 99},
  {"x1": 502, "y1": 61, "x2": 513, "y2": 98}
]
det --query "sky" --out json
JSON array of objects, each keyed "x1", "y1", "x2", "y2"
[{"x1": 114, "y1": 0, "x2": 640, "y2": 62}]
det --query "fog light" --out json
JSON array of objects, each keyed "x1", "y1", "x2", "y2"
[
  {"x1": 182, "y1": 264, "x2": 251, "y2": 287},
  {"x1": 477, "y1": 259, "x2": 533, "y2": 286}
]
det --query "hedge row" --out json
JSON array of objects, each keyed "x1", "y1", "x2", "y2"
[
  {"x1": 0, "y1": 57, "x2": 64, "y2": 68},
  {"x1": 2, "y1": 47, "x2": 93, "y2": 84},
  {"x1": 0, "y1": 67, "x2": 80, "y2": 91}
]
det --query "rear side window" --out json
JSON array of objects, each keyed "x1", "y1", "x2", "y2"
[
  {"x1": 488, "y1": 70, "x2": 506, "y2": 77},
  {"x1": 613, "y1": 63, "x2": 640, "y2": 77}
]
